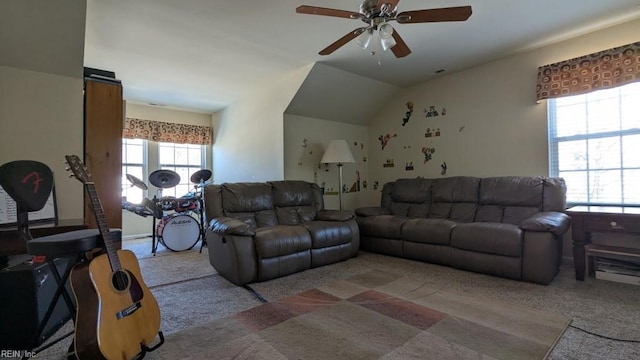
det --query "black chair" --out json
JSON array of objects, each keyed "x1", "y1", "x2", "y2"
[{"x1": 0, "y1": 160, "x2": 105, "y2": 356}]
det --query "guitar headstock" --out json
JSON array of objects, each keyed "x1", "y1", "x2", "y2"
[{"x1": 65, "y1": 155, "x2": 92, "y2": 184}]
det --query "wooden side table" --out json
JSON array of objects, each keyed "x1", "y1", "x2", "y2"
[{"x1": 566, "y1": 206, "x2": 640, "y2": 281}]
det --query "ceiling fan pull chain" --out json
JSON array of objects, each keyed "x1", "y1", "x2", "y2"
[{"x1": 376, "y1": 37, "x2": 383, "y2": 67}]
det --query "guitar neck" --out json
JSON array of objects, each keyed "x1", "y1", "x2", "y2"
[{"x1": 85, "y1": 182, "x2": 121, "y2": 272}]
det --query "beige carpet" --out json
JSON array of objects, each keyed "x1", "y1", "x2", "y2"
[
  {"x1": 18, "y1": 239, "x2": 640, "y2": 360},
  {"x1": 150, "y1": 270, "x2": 570, "y2": 360}
]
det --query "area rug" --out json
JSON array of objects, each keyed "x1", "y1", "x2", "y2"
[
  {"x1": 149, "y1": 270, "x2": 570, "y2": 359},
  {"x1": 136, "y1": 248, "x2": 215, "y2": 288}
]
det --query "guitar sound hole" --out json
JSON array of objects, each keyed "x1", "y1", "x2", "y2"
[{"x1": 112, "y1": 270, "x2": 130, "y2": 291}]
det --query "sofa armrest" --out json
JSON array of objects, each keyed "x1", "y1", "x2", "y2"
[
  {"x1": 208, "y1": 217, "x2": 256, "y2": 236},
  {"x1": 355, "y1": 206, "x2": 391, "y2": 217},
  {"x1": 316, "y1": 209, "x2": 354, "y2": 221},
  {"x1": 520, "y1": 212, "x2": 571, "y2": 237}
]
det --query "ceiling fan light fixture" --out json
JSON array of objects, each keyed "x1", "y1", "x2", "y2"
[
  {"x1": 356, "y1": 29, "x2": 373, "y2": 49},
  {"x1": 378, "y1": 22, "x2": 394, "y2": 39},
  {"x1": 380, "y1": 35, "x2": 397, "y2": 51}
]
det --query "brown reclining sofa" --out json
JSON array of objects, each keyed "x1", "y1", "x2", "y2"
[
  {"x1": 355, "y1": 176, "x2": 571, "y2": 285},
  {"x1": 203, "y1": 180, "x2": 359, "y2": 285}
]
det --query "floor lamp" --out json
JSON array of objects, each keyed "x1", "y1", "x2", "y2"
[{"x1": 320, "y1": 140, "x2": 355, "y2": 210}]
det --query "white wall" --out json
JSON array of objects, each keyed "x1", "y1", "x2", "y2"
[
  {"x1": 0, "y1": 1, "x2": 86, "y2": 223},
  {"x1": 367, "y1": 18, "x2": 640, "y2": 190},
  {"x1": 122, "y1": 103, "x2": 213, "y2": 237},
  {"x1": 213, "y1": 64, "x2": 313, "y2": 184},
  {"x1": 284, "y1": 115, "x2": 369, "y2": 210},
  {"x1": 0, "y1": 68, "x2": 85, "y2": 222},
  {"x1": 365, "y1": 18, "x2": 640, "y2": 259}
]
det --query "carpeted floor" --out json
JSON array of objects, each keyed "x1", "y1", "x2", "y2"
[
  {"x1": 153, "y1": 270, "x2": 570, "y2": 359},
  {"x1": 23, "y1": 238, "x2": 640, "y2": 359}
]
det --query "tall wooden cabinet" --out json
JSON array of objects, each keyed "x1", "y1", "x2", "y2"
[{"x1": 83, "y1": 74, "x2": 123, "y2": 230}]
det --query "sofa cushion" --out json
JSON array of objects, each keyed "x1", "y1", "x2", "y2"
[
  {"x1": 222, "y1": 183, "x2": 278, "y2": 227},
  {"x1": 225, "y1": 211, "x2": 279, "y2": 229},
  {"x1": 391, "y1": 178, "x2": 432, "y2": 203},
  {"x1": 254, "y1": 225, "x2": 312, "y2": 258},
  {"x1": 402, "y1": 218, "x2": 456, "y2": 245},
  {"x1": 271, "y1": 180, "x2": 319, "y2": 225},
  {"x1": 479, "y1": 176, "x2": 544, "y2": 207},
  {"x1": 476, "y1": 177, "x2": 545, "y2": 224},
  {"x1": 357, "y1": 215, "x2": 406, "y2": 239},
  {"x1": 429, "y1": 177, "x2": 479, "y2": 222},
  {"x1": 303, "y1": 221, "x2": 353, "y2": 249},
  {"x1": 387, "y1": 178, "x2": 432, "y2": 217},
  {"x1": 451, "y1": 222, "x2": 523, "y2": 257},
  {"x1": 542, "y1": 177, "x2": 567, "y2": 212}
]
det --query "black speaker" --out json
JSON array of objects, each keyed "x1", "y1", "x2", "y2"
[{"x1": 0, "y1": 257, "x2": 73, "y2": 349}]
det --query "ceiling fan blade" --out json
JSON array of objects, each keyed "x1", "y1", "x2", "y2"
[
  {"x1": 396, "y1": 6, "x2": 472, "y2": 24},
  {"x1": 296, "y1": 5, "x2": 361, "y2": 19},
  {"x1": 377, "y1": 0, "x2": 400, "y2": 12},
  {"x1": 319, "y1": 28, "x2": 367, "y2": 56},
  {"x1": 390, "y1": 31, "x2": 411, "y2": 58}
]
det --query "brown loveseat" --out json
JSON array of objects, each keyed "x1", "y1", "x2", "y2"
[
  {"x1": 355, "y1": 176, "x2": 571, "y2": 284},
  {"x1": 203, "y1": 181, "x2": 359, "y2": 285}
]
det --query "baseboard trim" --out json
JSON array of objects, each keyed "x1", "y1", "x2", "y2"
[{"x1": 123, "y1": 233, "x2": 152, "y2": 241}]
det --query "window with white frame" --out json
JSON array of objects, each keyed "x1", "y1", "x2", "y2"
[
  {"x1": 158, "y1": 142, "x2": 206, "y2": 198},
  {"x1": 122, "y1": 138, "x2": 146, "y2": 204},
  {"x1": 548, "y1": 82, "x2": 640, "y2": 206}
]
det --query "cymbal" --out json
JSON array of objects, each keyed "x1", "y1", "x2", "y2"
[
  {"x1": 190, "y1": 169, "x2": 212, "y2": 184},
  {"x1": 126, "y1": 174, "x2": 148, "y2": 190},
  {"x1": 149, "y1": 169, "x2": 180, "y2": 188}
]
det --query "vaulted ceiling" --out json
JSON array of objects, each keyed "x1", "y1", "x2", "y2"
[{"x1": 7, "y1": 1, "x2": 639, "y2": 118}]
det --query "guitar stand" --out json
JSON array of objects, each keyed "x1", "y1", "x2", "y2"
[{"x1": 134, "y1": 331, "x2": 165, "y2": 360}]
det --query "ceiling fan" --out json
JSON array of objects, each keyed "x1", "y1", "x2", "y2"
[{"x1": 296, "y1": 0, "x2": 472, "y2": 58}]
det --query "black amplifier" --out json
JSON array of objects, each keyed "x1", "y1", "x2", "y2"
[{"x1": 0, "y1": 257, "x2": 73, "y2": 349}]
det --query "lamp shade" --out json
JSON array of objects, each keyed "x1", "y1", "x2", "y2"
[{"x1": 320, "y1": 140, "x2": 356, "y2": 165}]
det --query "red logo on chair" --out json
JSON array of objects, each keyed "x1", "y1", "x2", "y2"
[
  {"x1": 21, "y1": 171, "x2": 43, "y2": 194},
  {"x1": 22, "y1": 171, "x2": 44, "y2": 194}
]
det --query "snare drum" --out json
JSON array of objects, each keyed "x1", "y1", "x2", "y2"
[
  {"x1": 159, "y1": 196, "x2": 178, "y2": 211},
  {"x1": 156, "y1": 213, "x2": 199, "y2": 251},
  {"x1": 175, "y1": 197, "x2": 198, "y2": 213}
]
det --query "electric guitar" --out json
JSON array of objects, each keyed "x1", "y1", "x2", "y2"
[{"x1": 65, "y1": 155, "x2": 163, "y2": 360}]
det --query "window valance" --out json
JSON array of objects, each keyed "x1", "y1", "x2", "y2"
[
  {"x1": 123, "y1": 117, "x2": 213, "y2": 145},
  {"x1": 536, "y1": 41, "x2": 640, "y2": 101}
]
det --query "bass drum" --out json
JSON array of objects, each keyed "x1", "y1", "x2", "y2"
[{"x1": 156, "y1": 213, "x2": 200, "y2": 251}]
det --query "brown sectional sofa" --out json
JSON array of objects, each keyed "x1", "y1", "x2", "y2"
[
  {"x1": 355, "y1": 176, "x2": 571, "y2": 284},
  {"x1": 203, "y1": 180, "x2": 359, "y2": 285}
]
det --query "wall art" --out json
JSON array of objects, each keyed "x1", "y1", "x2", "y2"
[
  {"x1": 424, "y1": 106, "x2": 439, "y2": 118},
  {"x1": 425, "y1": 128, "x2": 441, "y2": 138},
  {"x1": 378, "y1": 133, "x2": 397, "y2": 150},
  {"x1": 405, "y1": 162, "x2": 414, "y2": 171},
  {"x1": 421, "y1": 147, "x2": 435, "y2": 163},
  {"x1": 402, "y1": 101, "x2": 414, "y2": 126}
]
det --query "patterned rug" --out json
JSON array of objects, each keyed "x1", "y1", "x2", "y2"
[{"x1": 150, "y1": 270, "x2": 570, "y2": 359}]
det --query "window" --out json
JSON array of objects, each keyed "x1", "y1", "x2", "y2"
[
  {"x1": 122, "y1": 138, "x2": 146, "y2": 204},
  {"x1": 548, "y1": 82, "x2": 640, "y2": 206},
  {"x1": 158, "y1": 142, "x2": 206, "y2": 198}
]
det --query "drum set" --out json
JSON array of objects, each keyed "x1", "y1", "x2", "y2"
[{"x1": 122, "y1": 169, "x2": 212, "y2": 255}]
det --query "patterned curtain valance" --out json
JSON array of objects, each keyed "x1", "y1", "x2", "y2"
[
  {"x1": 123, "y1": 117, "x2": 213, "y2": 145},
  {"x1": 536, "y1": 41, "x2": 640, "y2": 101}
]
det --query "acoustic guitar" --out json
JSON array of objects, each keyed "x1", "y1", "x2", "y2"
[{"x1": 65, "y1": 155, "x2": 163, "y2": 360}]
